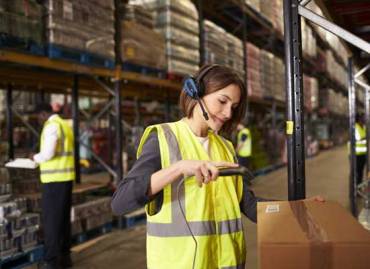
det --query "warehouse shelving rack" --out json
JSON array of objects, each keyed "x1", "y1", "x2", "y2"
[{"x1": 283, "y1": 0, "x2": 370, "y2": 225}]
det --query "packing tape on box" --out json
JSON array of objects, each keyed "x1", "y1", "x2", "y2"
[{"x1": 289, "y1": 201, "x2": 333, "y2": 268}]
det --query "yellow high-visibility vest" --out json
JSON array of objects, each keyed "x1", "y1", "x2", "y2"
[
  {"x1": 39, "y1": 115, "x2": 75, "y2": 183},
  {"x1": 237, "y1": 127, "x2": 252, "y2": 157},
  {"x1": 137, "y1": 120, "x2": 245, "y2": 269},
  {"x1": 355, "y1": 123, "x2": 367, "y2": 156}
]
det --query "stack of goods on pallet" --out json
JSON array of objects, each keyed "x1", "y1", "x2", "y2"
[
  {"x1": 246, "y1": 42, "x2": 262, "y2": 98},
  {"x1": 259, "y1": 0, "x2": 273, "y2": 24},
  {"x1": 0, "y1": 0, "x2": 43, "y2": 47},
  {"x1": 144, "y1": 0, "x2": 199, "y2": 75},
  {"x1": 45, "y1": 0, "x2": 115, "y2": 61},
  {"x1": 303, "y1": 75, "x2": 319, "y2": 113},
  {"x1": 260, "y1": 49, "x2": 274, "y2": 98},
  {"x1": 274, "y1": 0, "x2": 284, "y2": 35},
  {"x1": 121, "y1": 4, "x2": 166, "y2": 70},
  {"x1": 314, "y1": 120, "x2": 333, "y2": 149},
  {"x1": 326, "y1": 50, "x2": 347, "y2": 87},
  {"x1": 204, "y1": 20, "x2": 228, "y2": 66},
  {"x1": 0, "y1": 169, "x2": 40, "y2": 258},
  {"x1": 70, "y1": 197, "x2": 112, "y2": 236},
  {"x1": 244, "y1": 0, "x2": 260, "y2": 12},
  {"x1": 225, "y1": 33, "x2": 244, "y2": 79},
  {"x1": 301, "y1": 18, "x2": 317, "y2": 58},
  {"x1": 327, "y1": 89, "x2": 348, "y2": 116},
  {"x1": 326, "y1": 31, "x2": 348, "y2": 64},
  {"x1": 273, "y1": 57, "x2": 285, "y2": 102}
]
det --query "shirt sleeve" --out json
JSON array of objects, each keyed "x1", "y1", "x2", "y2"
[
  {"x1": 111, "y1": 132, "x2": 161, "y2": 215},
  {"x1": 33, "y1": 123, "x2": 59, "y2": 163},
  {"x1": 240, "y1": 177, "x2": 270, "y2": 223}
]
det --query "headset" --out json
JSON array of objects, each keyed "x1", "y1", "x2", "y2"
[{"x1": 182, "y1": 64, "x2": 219, "y2": 121}]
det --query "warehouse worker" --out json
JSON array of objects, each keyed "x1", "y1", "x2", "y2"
[
  {"x1": 236, "y1": 123, "x2": 252, "y2": 185},
  {"x1": 354, "y1": 113, "x2": 367, "y2": 185},
  {"x1": 111, "y1": 65, "x2": 324, "y2": 269},
  {"x1": 32, "y1": 103, "x2": 74, "y2": 269}
]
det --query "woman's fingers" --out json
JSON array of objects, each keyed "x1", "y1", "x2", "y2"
[
  {"x1": 200, "y1": 163, "x2": 211, "y2": 184},
  {"x1": 206, "y1": 162, "x2": 219, "y2": 181},
  {"x1": 194, "y1": 170, "x2": 204, "y2": 187}
]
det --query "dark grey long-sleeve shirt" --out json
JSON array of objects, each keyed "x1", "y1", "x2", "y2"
[{"x1": 111, "y1": 132, "x2": 266, "y2": 223}]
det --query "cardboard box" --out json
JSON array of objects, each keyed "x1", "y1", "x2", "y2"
[{"x1": 258, "y1": 201, "x2": 370, "y2": 269}]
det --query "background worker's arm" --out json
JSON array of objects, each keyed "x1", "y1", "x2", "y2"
[{"x1": 33, "y1": 123, "x2": 58, "y2": 163}]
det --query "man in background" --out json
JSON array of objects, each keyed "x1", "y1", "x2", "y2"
[
  {"x1": 33, "y1": 103, "x2": 75, "y2": 269},
  {"x1": 236, "y1": 123, "x2": 252, "y2": 185}
]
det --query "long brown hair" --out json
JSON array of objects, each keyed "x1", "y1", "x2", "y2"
[{"x1": 179, "y1": 65, "x2": 247, "y2": 134}]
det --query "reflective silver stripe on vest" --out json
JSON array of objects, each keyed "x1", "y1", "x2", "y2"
[
  {"x1": 220, "y1": 263, "x2": 245, "y2": 269},
  {"x1": 218, "y1": 218, "x2": 243, "y2": 234},
  {"x1": 147, "y1": 124, "x2": 243, "y2": 238},
  {"x1": 40, "y1": 168, "x2": 74, "y2": 175},
  {"x1": 147, "y1": 220, "x2": 216, "y2": 237}
]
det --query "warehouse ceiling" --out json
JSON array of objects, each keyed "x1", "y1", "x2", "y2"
[{"x1": 319, "y1": 0, "x2": 370, "y2": 75}]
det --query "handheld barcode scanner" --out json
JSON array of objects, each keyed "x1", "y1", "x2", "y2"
[{"x1": 178, "y1": 166, "x2": 253, "y2": 269}]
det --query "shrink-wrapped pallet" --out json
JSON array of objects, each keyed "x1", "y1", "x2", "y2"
[
  {"x1": 260, "y1": 49, "x2": 274, "y2": 98},
  {"x1": 204, "y1": 20, "x2": 227, "y2": 66},
  {"x1": 225, "y1": 32, "x2": 244, "y2": 79},
  {"x1": 123, "y1": 4, "x2": 155, "y2": 29},
  {"x1": 0, "y1": 0, "x2": 43, "y2": 44},
  {"x1": 245, "y1": 0, "x2": 260, "y2": 12},
  {"x1": 246, "y1": 42, "x2": 262, "y2": 98},
  {"x1": 121, "y1": 21, "x2": 166, "y2": 69},
  {"x1": 45, "y1": 0, "x2": 115, "y2": 59},
  {"x1": 142, "y1": 0, "x2": 199, "y2": 75},
  {"x1": 273, "y1": 57, "x2": 285, "y2": 102}
]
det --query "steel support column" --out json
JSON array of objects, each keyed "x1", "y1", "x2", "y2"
[
  {"x1": 6, "y1": 84, "x2": 14, "y2": 160},
  {"x1": 196, "y1": 0, "x2": 205, "y2": 66},
  {"x1": 366, "y1": 88, "x2": 370, "y2": 179},
  {"x1": 284, "y1": 0, "x2": 306, "y2": 200},
  {"x1": 72, "y1": 75, "x2": 81, "y2": 184},
  {"x1": 115, "y1": 78, "x2": 123, "y2": 183},
  {"x1": 348, "y1": 58, "x2": 357, "y2": 216}
]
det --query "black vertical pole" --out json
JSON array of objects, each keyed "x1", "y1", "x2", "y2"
[
  {"x1": 242, "y1": 4, "x2": 249, "y2": 122},
  {"x1": 108, "y1": 98, "x2": 114, "y2": 182},
  {"x1": 114, "y1": 0, "x2": 123, "y2": 182},
  {"x1": 6, "y1": 84, "x2": 14, "y2": 160},
  {"x1": 283, "y1": 0, "x2": 305, "y2": 200},
  {"x1": 196, "y1": 0, "x2": 205, "y2": 66},
  {"x1": 72, "y1": 75, "x2": 81, "y2": 184},
  {"x1": 348, "y1": 57, "x2": 357, "y2": 216}
]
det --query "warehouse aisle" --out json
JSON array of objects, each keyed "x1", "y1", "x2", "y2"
[{"x1": 27, "y1": 145, "x2": 350, "y2": 269}]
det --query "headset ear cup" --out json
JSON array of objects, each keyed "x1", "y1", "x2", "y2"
[{"x1": 183, "y1": 76, "x2": 199, "y2": 99}]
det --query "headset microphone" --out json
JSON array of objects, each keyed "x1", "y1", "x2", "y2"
[{"x1": 195, "y1": 95, "x2": 209, "y2": 121}]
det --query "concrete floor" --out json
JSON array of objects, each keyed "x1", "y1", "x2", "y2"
[{"x1": 27, "y1": 145, "x2": 353, "y2": 269}]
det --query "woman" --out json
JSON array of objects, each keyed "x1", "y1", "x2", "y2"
[{"x1": 111, "y1": 65, "x2": 320, "y2": 269}]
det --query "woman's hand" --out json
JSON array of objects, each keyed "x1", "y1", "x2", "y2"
[{"x1": 178, "y1": 160, "x2": 238, "y2": 187}]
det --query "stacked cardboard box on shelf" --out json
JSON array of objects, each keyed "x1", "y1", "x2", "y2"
[
  {"x1": 260, "y1": 49, "x2": 274, "y2": 98},
  {"x1": 301, "y1": 18, "x2": 317, "y2": 58},
  {"x1": 259, "y1": 0, "x2": 273, "y2": 24},
  {"x1": 326, "y1": 50, "x2": 347, "y2": 87},
  {"x1": 0, "y1": 168, "x2": 40, "y2": 258},
  {"x1": 0, "y1": 0, "x2": 43, "y2": 45},
  {"x1": 273, "y1": 57, "x2": 285, "y2": 102},
  {"x1": 246, "y1": 42, "x2": 263, "y2": 98},
  {"x1": 121, "y1": 20, "x2": 166, "y2": 69},
  {"x1": 44, "y1": 0, "x2": 115, "y2": 60},
  {"x1": 143, "y1": 0, "x2": 199, "y2": 75},
  {"x1": 244, "y1": 0, "x2": 260, "y2": 12},
  {"x1": 303, "y1": 74, "x2": 319, "y2": 112},
  {"x1": 123, "y1": 3, "x2": 155, "y2": 29},
  {"x1": 225, "y1": 33, "x2": 244, "y2": 79},
  {"x1": 71, "y1": 197, "x2": 112, "y2": 236},
  {"x1": 204, "y1": 20, "x2": 228, "y2": 66}
]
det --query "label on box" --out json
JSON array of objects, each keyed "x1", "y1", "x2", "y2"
[{"x1": 265, "y1": 204, "x2": 279, "y2": 213}]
